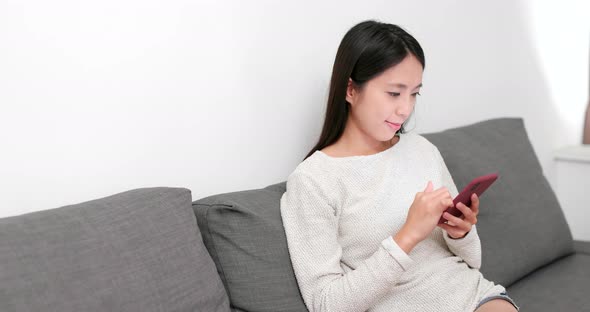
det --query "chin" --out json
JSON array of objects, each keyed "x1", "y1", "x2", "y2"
[{"x1": 377, "y1": 133, "x2": 396, "y2": 142}]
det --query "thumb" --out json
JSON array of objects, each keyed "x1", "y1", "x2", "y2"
[{"x1": 424, "y1": 180, "x2": 434, "y2": 192}]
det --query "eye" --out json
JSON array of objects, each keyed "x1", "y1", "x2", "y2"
[
  {"x1": 387, "y1": 92, "x2": 401, "y2": 97},
  {"x1": 412, "y1": 92, "x2": 421, "y2": 97}
]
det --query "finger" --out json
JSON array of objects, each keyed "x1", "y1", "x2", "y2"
[
  {"x1": 455, "y1": 202, "x2": 473, "y2": 218},
  {"x1": 471, "y1": 193, "x2": 480, "y2": 215},
  {"x1": 428, "y1": 186, "x2": 450, "y2": 198},
  {"x1": 443, "y1": 211, "x2": 468, "y2": 228},
  {"x1": 431, "y1": 190, "x2": 452, "y2": 204},
  {"x1": 434, "y1": 186, "x2": 449, "y2": 195},
  {"x1": 437, "y1": 222, "x2": 453, "y2": 232},
  {"x1": 437, "y1": 223, "x2": 463, "y2": 237},
  {"x1": 424, "y1": 180, "x2": 434, "y2": 192},
  {"x1": 438, "y1": 198, "x2": 454, "y2": 213},
  {"x1": 456, "y1": 202, "x2": 476, "y2": 224},
  {"x1": 425, "y1": 188, "x2": 451, "y2": 204}
]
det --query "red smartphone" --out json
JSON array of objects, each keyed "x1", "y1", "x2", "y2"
[{"x1": 438, "y1": 172, "x2": 499, "y2": 224}]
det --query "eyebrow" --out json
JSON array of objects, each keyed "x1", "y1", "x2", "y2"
[{"x1": 387, "y1": 83, "x2": 423, "y2": 90}]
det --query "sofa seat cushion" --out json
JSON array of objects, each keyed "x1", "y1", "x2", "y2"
[
  {"x1": 507, "y1": 253, "x2": 590, "y2": 310},
  {"x1": 423, "y1": 118, "x2": 574, "y2": 287},
  {"x1": 574, "y1": 240, "x2": 590, "y2": 254},
  {"x1": 0, "y1": 187, "x2": 230, "y2": 312}
]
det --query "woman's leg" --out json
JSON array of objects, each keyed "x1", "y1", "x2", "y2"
[{"x1": 474, "y1": 298, "x2": 518, "y2": 312}]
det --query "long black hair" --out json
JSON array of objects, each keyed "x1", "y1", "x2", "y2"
[{"x1": 303, "y1": 20, "x2": 425, "y2": 161}]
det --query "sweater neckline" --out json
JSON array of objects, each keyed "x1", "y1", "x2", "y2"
[{"x1": 314, "y1": 133, "x2": 405, "y2": 161}]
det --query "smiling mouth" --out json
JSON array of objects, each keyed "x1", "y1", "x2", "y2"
[{"x1": 386, "y1": 121, "x2": 402, "y2": 126}]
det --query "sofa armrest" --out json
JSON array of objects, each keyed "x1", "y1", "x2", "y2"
[{"x1": 573, "y1": 240, "x2": 590, "y2": 255}]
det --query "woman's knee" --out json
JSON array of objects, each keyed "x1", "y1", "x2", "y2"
[{"x1": 475, "y1": 298, "x2": 518, "y2": 312}]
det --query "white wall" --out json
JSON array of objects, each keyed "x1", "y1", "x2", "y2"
[{"x1": 1, "y1": 0, "x2": 588, "y2": 217}]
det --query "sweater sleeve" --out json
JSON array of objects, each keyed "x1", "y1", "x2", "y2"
[
  {"x1": 433, "y1": 147, "x2": 482, "y2": 270},
  {"x1": 280, "y1": 170, "x2": 416, "y2": 312}
]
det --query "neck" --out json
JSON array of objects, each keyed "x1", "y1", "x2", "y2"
[{"x1": 336, "y1": 117, "x2": 397, "y2": 156}]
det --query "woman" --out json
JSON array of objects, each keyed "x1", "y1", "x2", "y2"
[{"x1": 279, "y1": 20, "x2": 519, "y2": 312}]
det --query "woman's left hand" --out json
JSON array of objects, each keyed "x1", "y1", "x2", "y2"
[{"x1": 438, "y1": 193, "x2": 479, "y2": 239}]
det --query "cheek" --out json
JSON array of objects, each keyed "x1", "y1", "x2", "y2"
[
  {"x1": 375, "y1": 95, "x2": 394, "y2": 117},
  {"x1": 355, "y1": 91, "x2": 392, "y2": 124}
]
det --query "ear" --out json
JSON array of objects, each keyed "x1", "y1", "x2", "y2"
[{"x1": 345, "y1": 78, "x2": 356, "y2": 106}]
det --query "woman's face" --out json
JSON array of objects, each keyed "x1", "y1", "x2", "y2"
[{"x1": 345, "y1": 53, "x2": 423, "y2": 144}]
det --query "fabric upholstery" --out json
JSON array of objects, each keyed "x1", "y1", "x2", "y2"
[
  {"x1": 507, "y1": 253, "x2": 590, "y2": 310},
  {"x1": 423, "y1": 118, "x2": 574, "y2": 287},
  {"x1": 0, "y1": 187, "x2": 230, "y2": 312},
  {"x1": 193, "y1": 183, "x2": 305, "y2": 312}
]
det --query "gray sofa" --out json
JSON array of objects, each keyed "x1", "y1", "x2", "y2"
[{"x1": 2, "y1": 117, "x2": 589, "y2": 312}]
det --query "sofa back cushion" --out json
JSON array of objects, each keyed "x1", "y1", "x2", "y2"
[
  {"x1": 193, "y1": 183, "x2": 306, "y2": 312},
  {"x1": 423, "y1": 118, "x2": 574, "y2": 286},
  {"x1": 0, "y1": 187, "x2": 230, "y2": 312}
]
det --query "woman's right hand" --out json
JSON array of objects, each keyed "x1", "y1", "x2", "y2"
[{"x1": 393, "y1": 181, "x2": 454, "y2": 253}]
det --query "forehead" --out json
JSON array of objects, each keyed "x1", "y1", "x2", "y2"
[{"x1": 373, "y1": 54, "x2": 423, "y2": 86}]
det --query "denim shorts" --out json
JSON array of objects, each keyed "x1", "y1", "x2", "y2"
[{"x1": 475, "y1": 291, "x2": 520, "y2": 311}]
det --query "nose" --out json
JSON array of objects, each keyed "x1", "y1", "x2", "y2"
[{"x1": 395, "y1": 95, "x2": 414, "y2": 118}]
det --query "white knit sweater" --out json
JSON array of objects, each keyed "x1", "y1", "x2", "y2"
[{"x1": 280, "y1": 132, "x2": 506, "y2": 312}]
